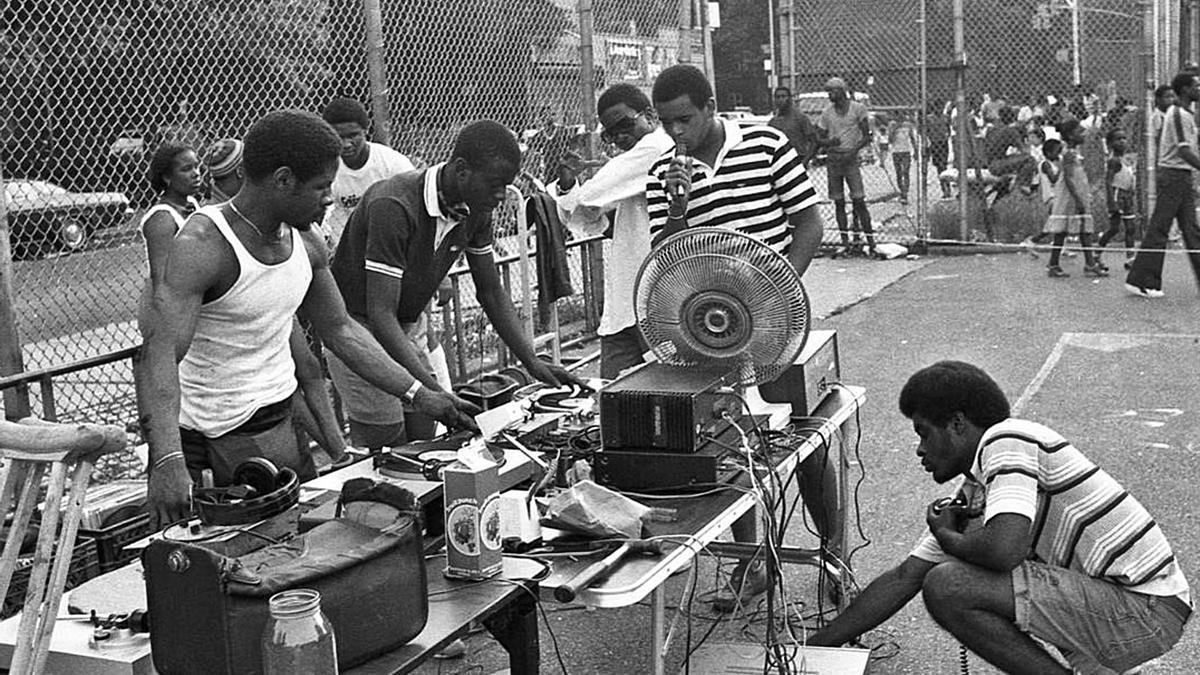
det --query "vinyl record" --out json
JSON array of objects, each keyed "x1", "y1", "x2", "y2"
[
  {"x1": 528, "y1": 384, "x2": 594, "y2": 413},
  {"x1": 418, "y1": 450, "x2": 460, "y2": 463}
]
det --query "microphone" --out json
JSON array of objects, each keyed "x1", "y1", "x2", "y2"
[{"x1": 672, "y1": 141, "x2": 689, "y2": 201}]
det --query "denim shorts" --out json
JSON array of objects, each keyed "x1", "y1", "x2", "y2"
[{"x1": 1013, "y1": 560, "x2": 1190, "y2": 674}]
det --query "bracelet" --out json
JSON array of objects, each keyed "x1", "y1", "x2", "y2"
[
  {"x1": 402, "y1": 380, "x2": 423, "y2": 404},
  {"x1": 152, "y1": 450, "x2": 184, "y2": 471},
  {"x1": 667, "y1": 209, "x2": 686, "y2": 221}
]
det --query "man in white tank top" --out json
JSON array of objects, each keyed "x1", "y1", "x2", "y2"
[{"x1": 137, "y1": 110, "x2": 481, "y2": 529}]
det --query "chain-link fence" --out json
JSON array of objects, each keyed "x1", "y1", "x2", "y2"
[
  {"x1": 1, "y1": 0, "x2": 694, "y2": 428},
  {"x1": 773, "y1": 0, "x2": 925, "y2": 249},
  {"x1": 0, "y1": 0, "x2": 1182, "y2": 429},
  {"x1": 771, "y1": 0, "x2": 1160, "y2": 247}
]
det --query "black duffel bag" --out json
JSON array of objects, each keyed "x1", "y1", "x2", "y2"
[{"x1": 144, "y1": 480, "x2": 427, "y2": 674}]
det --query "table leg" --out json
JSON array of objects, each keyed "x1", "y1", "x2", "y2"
[
  {"x1": 483, "y1": 587, "x2": 540, "y2": 675},
  {"x1": 651, "y1": 586, "x2": 666, "y2": 675}
]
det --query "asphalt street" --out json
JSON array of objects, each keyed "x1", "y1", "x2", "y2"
[{"x1": 418, "y1": 248, "x2": 1200, "y2": 674}]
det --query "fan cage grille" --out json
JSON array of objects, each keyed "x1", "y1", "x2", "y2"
[{"x1": 634, "y1": 227, "x2": 810, "y2": 385}]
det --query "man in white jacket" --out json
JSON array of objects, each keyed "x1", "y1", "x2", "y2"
[{"x1": 551, "y1": 84, "x2": 673, "y2": 379}]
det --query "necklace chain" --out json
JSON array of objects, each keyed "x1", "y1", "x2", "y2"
[{"x1": 228, "y1": 200, "x2": 282, "y2": 243}]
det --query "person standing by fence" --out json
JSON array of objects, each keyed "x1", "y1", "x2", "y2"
[
  {"x1": 320, "y1": 98, "x2": 415, "y2": 249},
  {"x1": 1044, "y1": 119, "x2": 1105, "y2": 278},
  {"x1": 1125, "y1": 71, "x2": 1200, "y2": 298},
  {"x1": 203, "y1": 138, "x2": 244, "y2": 203},
  {"x1": 888, "y1": 112, "x2": 918, "y2": 204},
  {"x1": 768, "y1": 85, "x2": 817, "y2": 166},
  {"x1": 140, "y1": 142, "x2": 202, "y2": 286},
  {"x1": 1096, "y1": 127, "x2": 1137, "y2": 271},
  {"x1": 925, "y1": 102, "x2": 952, "y2": 199},
  {"x1": 816, "y1": 77, "x2": 875, "y2": 257}
]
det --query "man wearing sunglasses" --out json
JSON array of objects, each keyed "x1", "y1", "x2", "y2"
[{"x1": 551, "y1": 84, "x2": 674, "y2": 379}]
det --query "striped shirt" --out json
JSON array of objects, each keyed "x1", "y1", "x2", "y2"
[
  {"x1": 646, "y1": 119, "x2": 820, "y2": 255},
  {"x1": 912, "y1": 419, "x2": 1189, "y2": 599}
]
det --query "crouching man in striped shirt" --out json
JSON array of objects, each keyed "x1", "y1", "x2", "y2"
[{"x1": 810, "y1": 361, "x2": 1191, "y2": 674}]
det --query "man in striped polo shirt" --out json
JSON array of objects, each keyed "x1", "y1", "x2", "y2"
[
  {"x1": 647, "y1": 66, "x2": 824, "y2": 273},
  {"x1": 810, "y1": 361, "x2": 1191, "y2": 674},
  {"x1": 645, "y1": 64, "x2": 835, "y2": 613}
]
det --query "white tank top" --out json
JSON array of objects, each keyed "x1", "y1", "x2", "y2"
[
  {"x1": 139, "y1": 197, "x2": 201, "y2": 276},
  {"x1": 178, "y1": 205, "x2": 312, "y2": 437},
  {"x1": 138, "y1": 202, "x2": 189, "y2": 235}
]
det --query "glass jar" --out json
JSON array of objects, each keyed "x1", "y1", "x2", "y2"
[{"x1": 261, "y1": 588, "x2": 339, "y2": 674}]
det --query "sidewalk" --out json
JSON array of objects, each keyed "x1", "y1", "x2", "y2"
[{"x1": 804, "y1": 253, "x2": 930, "y2": 320}]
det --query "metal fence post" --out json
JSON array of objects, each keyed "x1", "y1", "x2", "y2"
[
  {"x1": 953, "y1": 0, "x2": 969, "y2": 242},
  {"x1": 0, "y1": 174, "x2": 31, "y2": 420},
  {"x1": 767, "y1": 0, "x2": 778, "y2": 89},
  {"x1": 788, "y1": 0, "x2": 796, "y2": 93},
  {"x1": 679, "y1": 0, "x2": 693, "y2": 63},
  {"x1": 579, "y1": 0, "x2": 597, "y2": 136},
  {"x1": 1191, "y1": 0, "x2": 1200, "y2": 64},
  {"x1": 917, "y1": 0, "x2": 929, "y2": 242},
  {"x1": 699, "y1": 0, "x2": 716, "y2": 90},
  {"x1": 362, "y1": 0, "x2": 392, "y2": 145},
  {"x1": 1140, "y1": 0, "x2": 1157, "y2": 220}
]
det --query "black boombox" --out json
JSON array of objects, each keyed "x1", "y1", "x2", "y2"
[{"x1": 144, "y1": 475, "x2": 428, "y2": 674}]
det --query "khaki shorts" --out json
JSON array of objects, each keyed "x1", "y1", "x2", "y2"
[
  {"x1": 326, "y1": 314, "x2": 435, "y2": 426},
  {"x1": 1013, "y1": 560, "x2": 1190, "y2": 674}
]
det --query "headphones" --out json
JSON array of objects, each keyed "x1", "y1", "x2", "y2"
[{"x1": 192, "y1": 458, "x2": 300, "y2": 526}]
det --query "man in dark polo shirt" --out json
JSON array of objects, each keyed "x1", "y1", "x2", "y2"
[{"x1": 329, "y1": 120, "x2": 578, "y2": 448}]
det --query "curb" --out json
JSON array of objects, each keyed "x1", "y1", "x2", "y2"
[{"x1": 926, "y1": 242, "x2": 1025, "y2": 257}]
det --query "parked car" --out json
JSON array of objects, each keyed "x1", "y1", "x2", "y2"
[
  {"x1": 2, "y1": 179, "x2": 132, "y2": 259},
  {"x1": 718, "y1": 108, "x2": 771, "y2": 127}
]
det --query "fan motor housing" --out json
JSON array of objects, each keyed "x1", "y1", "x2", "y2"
[{"x1": 599, "y1": 363, "x2": 740, "y2": 453}]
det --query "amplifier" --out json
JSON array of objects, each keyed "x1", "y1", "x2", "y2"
[
  {"x1": 757, "y1": 329, "x2": 840, "y2": 416},
  {"x1": 599, "y1": 363, "x2": 740, "y2": 453},
  {"x1": 594, "y1": 415, "x2": 767, "y2": 492},
  {"x1": 593, "y1": 443, "x2": 730, "y2": 492}
]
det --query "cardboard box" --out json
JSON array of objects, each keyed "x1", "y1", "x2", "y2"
[{"x1": 443, "y1": 459, "x2": 502, "y2": 580}]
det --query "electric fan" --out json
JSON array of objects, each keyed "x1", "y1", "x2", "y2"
[
  {"x1": 635, "y1": 227, "x2": 811, "y2": 384},
  {"x1": 598, "y1": 227, "x2": 811, "y2": 455}
]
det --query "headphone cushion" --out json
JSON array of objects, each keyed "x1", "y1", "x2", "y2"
[
  {"x1": 196, "y1": 463, "x2": 300, "y2": 526},
  {"x1": 232, "y1": 457, "x2": 281, "y2": 497}
]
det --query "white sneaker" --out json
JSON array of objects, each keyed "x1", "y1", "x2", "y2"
[{"x1": 1124, "y1": 283, "x2": 1165, "y2": 299}]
